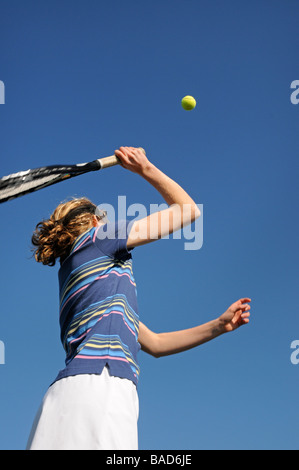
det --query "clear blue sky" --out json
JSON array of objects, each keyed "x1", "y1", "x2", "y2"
[{"x1": 0, "y1": 0, "x2": 298, "y2": 450}]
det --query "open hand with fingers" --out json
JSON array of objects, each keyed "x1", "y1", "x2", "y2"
[{"x1": 218, "y1": 298, "x2": 251, "y2": 333}]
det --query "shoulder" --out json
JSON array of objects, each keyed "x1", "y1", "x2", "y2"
[{"x1": 94, "y1": 220, "x2": 133, "y2": 259}]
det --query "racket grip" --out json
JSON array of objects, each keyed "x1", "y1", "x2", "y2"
[
  {"x1": 97, "y1": 148, "x2": 146, "y2": 170},
  {"x1": 98, "y1": 155, "x2": 120, "y2": 169}
]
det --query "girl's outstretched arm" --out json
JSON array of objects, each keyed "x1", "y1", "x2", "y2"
[{"x1": 138, "y1": 298, "x2": 251, "y2": 358}]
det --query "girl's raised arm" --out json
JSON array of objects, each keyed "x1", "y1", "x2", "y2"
[{"x1": 114, "y1": 146, "x2": 201, "y2": 249}]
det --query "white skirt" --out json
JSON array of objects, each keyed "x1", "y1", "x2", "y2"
[{"x1": 26, "y1": 367, "x2": 139, "y2": 450}]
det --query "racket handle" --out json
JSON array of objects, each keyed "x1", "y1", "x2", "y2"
[
  {"x1": 96, "y1": 148, "x2": 146, "y2": 170},
  {"x1": 97, "y1": 154, "x2": 120, "y2": 169}
]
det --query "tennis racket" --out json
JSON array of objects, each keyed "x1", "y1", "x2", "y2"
[{"x1": 0, "y1": 149, "x2": 145, "y2": 204}]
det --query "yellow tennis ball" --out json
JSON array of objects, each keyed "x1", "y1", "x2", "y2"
[{"x1": 181, "y1": 95, "x2": 196, "y2": 111}]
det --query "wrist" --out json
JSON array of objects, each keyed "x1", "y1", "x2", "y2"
[
  {"x1": 212, "y1": 318, "x2": 228, "y2": 336},
  {"x1": 138, "y1": 161, "x2": 158, "y2": 178}
]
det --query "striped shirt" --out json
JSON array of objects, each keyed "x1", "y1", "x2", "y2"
[{"x1": 53, "y1": 220, "x2": 141, "y2": 386}]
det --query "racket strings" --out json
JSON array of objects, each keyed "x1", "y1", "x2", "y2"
[
  {"x1": 0, "y1": 159, "x2": 101, "y2": 204},
  {"x1": 0, "y1": 174, "x2": 66, "y2": 203}
]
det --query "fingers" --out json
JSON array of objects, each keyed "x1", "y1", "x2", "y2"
[
  {"x1": 114, "y1": 148, "x2": 126, "y2": 163},
  {"x1": 114, "y1": 146, "x2": 130, "y2": 159},
  {"x1": 229, "y1": 298, "x2": 252, "y2": 328},
  {"x1": 114, "y1": 147, "x2": 133, "y2": 168},
  {"x1": 241, "y1": 310, "x2": 251, "y2": 319},
  {"x1": 237, "y1": 305, "x2": 251, "y2": 327},
  {"x1": 232, "y1": 298, "x2": 251, "y2": 310},
  {"x1": 114, "y1": 147, "x2": 138, "y2": 164},
  {"x1": 115, "y1": 146, "x2": 136, "y2": 156},
  {"x1": 231, "y1": 301, "x2": 251, "y2": 313},
  {"x1": 240, "y1": 312, "x2": 250, "y2": 325},
  {"x1": 239, "y1": 299, "x2": 251, "y2": 317},
  {"x1": 114, "y1": 146, "x2": 149, "y2": 174},
  {"x1": 239, "y1": 298, "x2": 252, "y2": 304}
]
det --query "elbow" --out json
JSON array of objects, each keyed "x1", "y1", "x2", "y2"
[
  {"x1": 148, "y1": 337, "x2": 163, "y2": 358},
  {"x1": 192, "y1": 204, "x2": 201, "y2": 221},
  {"x1": 140, "y1": 332, "x2": 163, "y2": 358},
  {"x1": 151, "y1": 351, "x2": 162, "y2": 359},
  {"x1": 185, "y1": 203, "x2": 201, "y2": 225},
  {"x1": 143, "y1": 349, "x2": 162, "y2": 359},
  {"x1": 147, "y1": 344, "x2": 163, "y2": 358}
]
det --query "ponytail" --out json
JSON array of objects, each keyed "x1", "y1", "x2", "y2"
[{"x1": 32, "y1": 198, "x2": 97, "y2": 266}]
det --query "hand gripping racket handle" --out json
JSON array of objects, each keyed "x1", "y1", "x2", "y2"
[{"x1": 96, "y1": 148, "x2": 146, "y2": 169}]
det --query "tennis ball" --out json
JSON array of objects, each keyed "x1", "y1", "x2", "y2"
[{"x1": 181, "y1": 95, "x2": 196, "y2": 111}]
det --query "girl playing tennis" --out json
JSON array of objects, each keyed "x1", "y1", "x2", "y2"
[{"x1": 27, "y1": 147, "x2": 251, "y2": 450}]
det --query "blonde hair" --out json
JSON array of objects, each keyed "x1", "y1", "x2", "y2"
[{"x1": 32, "y1": 197, "x2": 97, "y2": 266}]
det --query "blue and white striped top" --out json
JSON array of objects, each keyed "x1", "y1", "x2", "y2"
[{"x1": 53, "y1": 220, "x2": 141, "y2": 386}]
